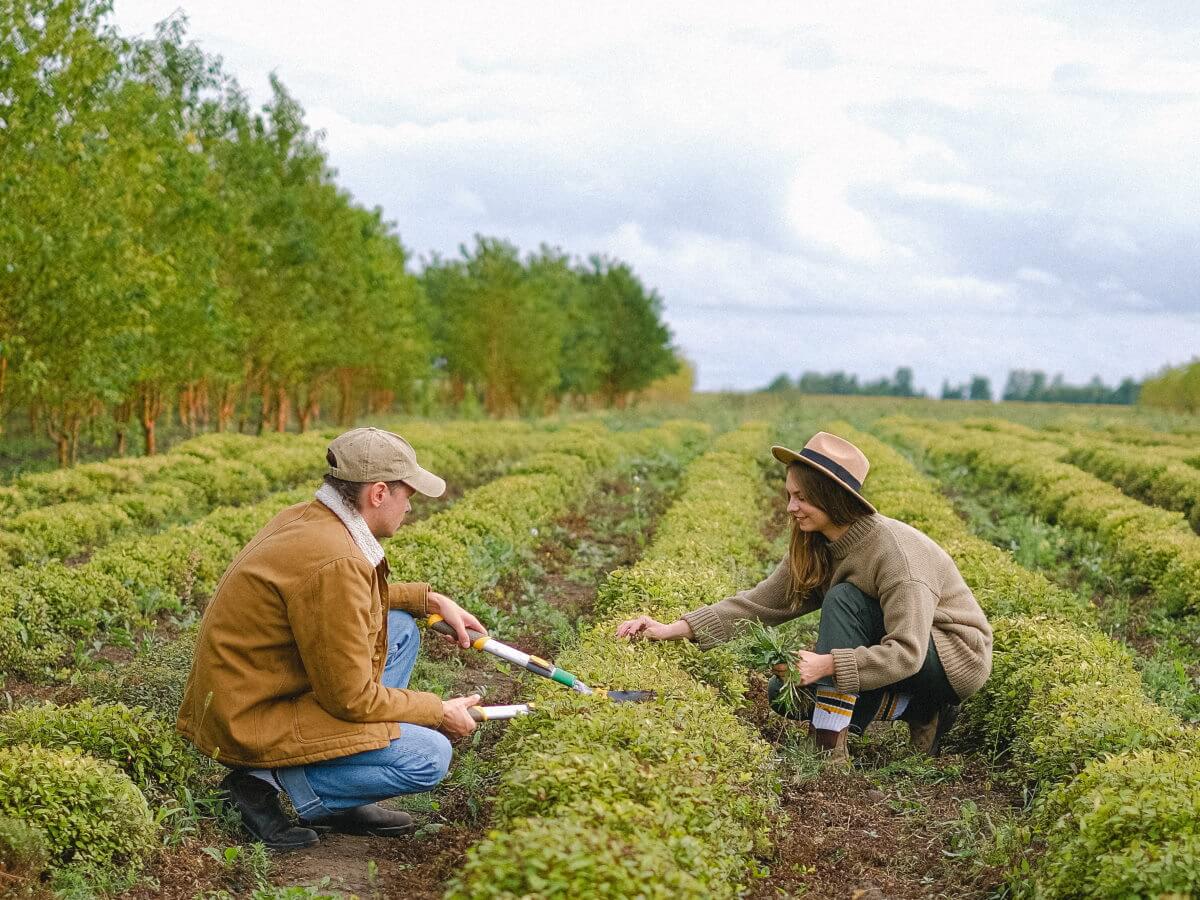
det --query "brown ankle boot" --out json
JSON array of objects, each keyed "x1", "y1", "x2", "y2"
[
  {"x1": 810, "y1": 727, "x2": 850, "y2": 767},
  {"x1": 907, "y1": 703, "x2": 960, "y2": 757}
]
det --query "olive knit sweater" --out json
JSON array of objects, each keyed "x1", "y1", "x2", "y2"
[{"x1": 682, "y1": 513, "x2": 993, "y2": 700}]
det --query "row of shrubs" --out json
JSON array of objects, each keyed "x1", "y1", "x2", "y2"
[
  {"x1": 952, "y1": 417, "x2": 1200, "y2": 535},
  {"x1": 0, "y1": 420, "x2": 711, "y2": 889},
  {"x1": 856, "y1": 421, "x2": 1200, "y2": 897},
  {"x1": 0, "y1": 421, "x2": 558, "y2": 681},
  {"x1": 1036, "y1": 426, "x2": 1200, "y2": 534},
  {"x1": 0, "y1": 421, "x2": 554, "y2": 569},
  {"x1": 1062, "y1": 439, "x2": 1200, "y2": 534},
  {"x1": 386, "y1": 420, "x2": 713, "y2": 621},
  {"x1": 878, "y1": 415, "x2": 1200, "y2": 614},
  {"x1": 448, "y1": 424, "x2": 781, "y2": 899}
]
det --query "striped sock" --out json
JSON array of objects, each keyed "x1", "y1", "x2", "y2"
[
  {"x1": 873, "y1": 691, "x2": 911, "y2": 722},
  {"x1": 812, "y1": 687, "x2": 857, "y2": 732}
]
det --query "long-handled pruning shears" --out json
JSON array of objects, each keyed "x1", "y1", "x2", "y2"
[{"x1": 425, "y1": 614, "x2": 656, "y2": 721}]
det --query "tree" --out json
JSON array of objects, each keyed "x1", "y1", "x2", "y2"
[{"x1": 968, "y1": 375, "x2": 992, "y2": 402}]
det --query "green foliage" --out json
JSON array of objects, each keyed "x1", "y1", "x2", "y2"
[
  {"x1": 1140, "y1": 358, "x2": 1200, "y2": 413},
  {"x1": 880, "y1": 416, "x2": 1200, "y2": 612},
  {"x1": 0, "y1": 815, "x2": 51, "y2": 884},
  {"x1": 0, "y1": 745, "x2": 156, "y2": 871},
  {"x1": 81, "y1": 628, "x2": 198, "y2": 721},
  {"x1": 0, "y1": 700, "x2": 199, "y2": 796},
  {"x1": 1026, "y1": 749, "x2": 1200, "y2": 898},
  {"x1": 453, "y1": 423, "x2": 779, "y2": 898}
]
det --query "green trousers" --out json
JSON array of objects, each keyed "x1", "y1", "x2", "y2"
[{"x1": 768, "y1": 581, "x2": 958, "y2": 733}]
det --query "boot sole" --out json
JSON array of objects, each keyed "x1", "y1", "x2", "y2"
[{"x1": 301, "y1": 821, "x2": 418, "y2": 838}]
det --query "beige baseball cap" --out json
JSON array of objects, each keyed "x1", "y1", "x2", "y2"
[{"x1": 326, "y1": 427, "x2": 446, "y2": 498}]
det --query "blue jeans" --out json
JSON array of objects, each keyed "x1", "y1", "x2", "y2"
[{"x1": 276, "y1": 610, "x2": 453, "y2": 818}]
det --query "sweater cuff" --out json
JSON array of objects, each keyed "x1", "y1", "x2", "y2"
[
  {"x1": 830, "y1": 648, "x2": 861, "y2": 694},
  {"x1": 389, "y1": 582, "x2": 430, "y2": 616},
  {"x1": 681, "y1": 606, "x2": 732, "y2": 651}
]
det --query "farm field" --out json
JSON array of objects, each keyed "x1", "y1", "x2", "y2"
[{"x1": 2, "y1": 395, "x2": 1200, "y2": 899}]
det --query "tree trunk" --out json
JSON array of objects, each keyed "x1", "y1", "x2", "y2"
[
  {"x1": 139, "y1": 384, "x2": 163, "y2": 456},
  {"x1": 274, "y1": 385, "x2": 289, "y2": 432},
  {"x1": 256, "y1": 379, "x2": 272, "y2": 435},
  {"x1": 69, "y1": 413, "x2": 82, "y2": 465},
  {"x1": 217, "y1": 383, "x2": 236, "y2": 433},
  {"x1": 336, "y1": 368, "x2": 355, "y2": 425},
  {"x1": 114, "y1": 400, "x2": 132, "y2": 456}
]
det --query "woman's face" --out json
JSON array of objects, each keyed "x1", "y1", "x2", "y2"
[{"x1": 785, "y1": 468, "x2": 834, "y2": 534}]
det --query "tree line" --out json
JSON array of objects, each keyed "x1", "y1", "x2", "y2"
[
  {"x1": 0, "y1": 0, "x2": 679, "y2": 465},
  {"x1": 764, "y1": 368, "x2": 1142, "y2": 405},
  {"x1": 1140, "y1": 360, "x2": 1200, "y2": 413}
]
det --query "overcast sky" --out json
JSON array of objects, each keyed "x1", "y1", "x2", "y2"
[{"x1": 111, "y1": 1, "x2": 1200, "y2": 393}]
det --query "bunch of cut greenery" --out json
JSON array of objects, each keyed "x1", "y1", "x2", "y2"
[{"x1": 739, "y1": 620, "x2": 815, "y2": 720}]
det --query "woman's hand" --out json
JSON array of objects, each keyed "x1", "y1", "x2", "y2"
[
  {"x1": 615, "y1": 616, "x2": 692, "y2": 642},
  {"x1": 772, "y1": 650, "x2": 835, "y2": 686}
]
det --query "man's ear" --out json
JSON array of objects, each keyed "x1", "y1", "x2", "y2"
[{"x1": 365, "y1": 482, "x2": 388, "y2": 508}]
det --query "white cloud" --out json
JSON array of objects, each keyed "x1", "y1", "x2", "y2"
[{"x1": 106, "y1": 0, "x2": 1200, "y2": 389}]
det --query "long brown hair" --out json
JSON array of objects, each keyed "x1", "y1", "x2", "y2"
[{"x1": 786, "y1": 462, "x2": 872, "y2": 602}]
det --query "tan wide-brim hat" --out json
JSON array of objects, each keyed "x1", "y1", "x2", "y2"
[
  {"x1": 327, "y1": 427, "x2": 446, "y2": 498},
  {"x1": 771, "y1": 431, "x2": 876, "y2": 514}
]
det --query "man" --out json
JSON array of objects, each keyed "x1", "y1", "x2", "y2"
[{"x1": 178, "y1": 427, "x2": 485, "y2": 850}]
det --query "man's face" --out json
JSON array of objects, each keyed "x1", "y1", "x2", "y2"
[{"x1": 364, "y1": 481, "x2": 416, "y2": 539}]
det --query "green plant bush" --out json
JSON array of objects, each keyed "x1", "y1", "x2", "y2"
[
  {"x1": 0, "y1": 700, "x2": 199, "y2": 795},
  {"x1": 859, "y1": 419, "x2": 1200, "y2": 890},
  {"x1": 81, "y1": 628, "x2": 198, "y2": 721},
  {"x1": 0, "y1": 745, "x2": 155, "y2": 872},
  {"x1": 1025, "y1": 749, "x2": 1200, "y2": 898},
  {"x1": 453, "y1": 422, "x2": 778, "y2": 899},
  {"x1": 0, "y1": 421, "x2": 559, "y2": 680},
  {"x1": 879, "y1": 416, "x2": 1200, "y2": 612},
  {"x1": 447, "y1": 813, "x2": 712, "y2": 899},
  {"x1": 0, "y1": 815, "x2": 51, "y2": 885}
]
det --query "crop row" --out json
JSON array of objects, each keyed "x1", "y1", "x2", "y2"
[
  {"x1": 952, "y1": 417, "x2": 1200, "y2": 534},
  {"x1": 0, "y1": 420, "x2": 709, "y2": 887},
  {"x1": 0, "y1": 422, "x2": 552, "y2": 569},
  {"x1": 853, "y1": 422, "x2": 1199, "y2": 897},
  {"x1": 0, "y1": 422, "x2": 564, "y2": 680},
  {"x1": 448, "y1": 424, "x2": 779, "y2": 900},
  {"x1": 879, "y1": 415, "x2": 1200, "y2": 614}
]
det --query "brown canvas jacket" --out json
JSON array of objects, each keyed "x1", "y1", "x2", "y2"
[{"x1": 177, "y1": 500, "x2": 444, "y2": 768}]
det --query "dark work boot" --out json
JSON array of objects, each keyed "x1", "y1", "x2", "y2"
[
  {"x1": 218, "y1": 770, "x2": 319, "y2": 851},
  {"x1": 302, "y1": 803, "x2": 417, "y2": 838}
]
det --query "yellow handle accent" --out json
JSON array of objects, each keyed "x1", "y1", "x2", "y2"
[
  {"x1": 472, "y1": 636, "x2": 489, "y2": 651},
  {"x1": 529, "y1": 655, "x2": 551, "y2": 670},
  {"x1": 427, "y1": 614, "x2": 444, "y2": 626}
]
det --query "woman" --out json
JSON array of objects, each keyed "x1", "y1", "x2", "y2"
[{"x1": 616, "y1": 431, "x2": 992, "y2": 763}]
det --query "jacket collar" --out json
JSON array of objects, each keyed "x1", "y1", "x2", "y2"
[{"x1": 315, "y1": 483, "x2": 385, "y2": 567}]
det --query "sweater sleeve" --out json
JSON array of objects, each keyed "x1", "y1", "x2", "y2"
[
  {"x1": 289, "y1": 557, "x2": 444, "y2": 728},
  {"x1": 829, "y1": 577, "x2": 935, "y2": 693},
  {"x1": 389, "y1": 581, "x2": 430, "y2": 616},
  {"x1": 681, "y1": 558, "x2": 821, "y2": 650}
]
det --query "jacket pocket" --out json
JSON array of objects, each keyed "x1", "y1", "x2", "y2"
[{"x1": 291, "y1": 693, "x2": 361, "y2": 744}]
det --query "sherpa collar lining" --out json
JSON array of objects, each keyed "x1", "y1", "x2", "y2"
[{"x1": 315, "y1": 483, "x2": 385, "y2": 568}]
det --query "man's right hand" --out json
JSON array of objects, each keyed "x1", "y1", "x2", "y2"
[{"x1": 440, "y1": 694, "x2": 481, "y2": 739}]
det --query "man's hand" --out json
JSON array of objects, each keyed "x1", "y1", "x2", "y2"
[
  {"x1": 615, "y1": 616, "x2": 692, "y2": 641},
  {"x1": 440, "y1": 694, "x2": 481, "y2": 739},
  {"x1": 772, "y1": 650, "x2": 835, "y2": 686},
  {"x1": 428, "y1": 591, "x2": 487, "y2": 649}
]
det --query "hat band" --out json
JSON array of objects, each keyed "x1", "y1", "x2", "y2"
[{"x1": 799, "y1": 448, "x2": 863, "y2": 492}]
